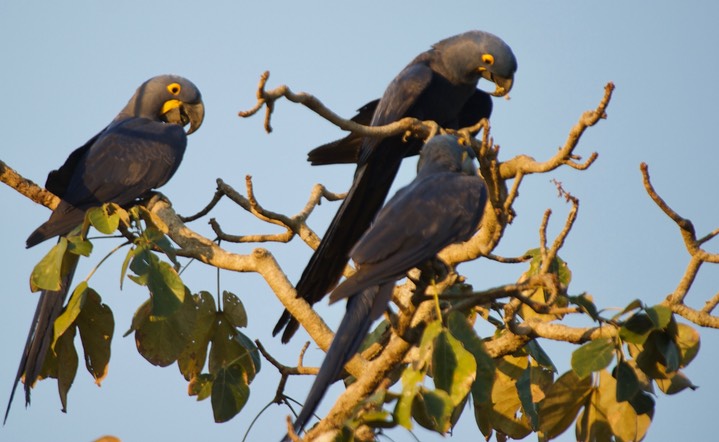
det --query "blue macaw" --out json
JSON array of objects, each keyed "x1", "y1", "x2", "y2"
[
  {"x1": 286, "y1": 134, "x2": 489, "y2": 438},
  {"x1": 275, "y1": 30, "x2": 516, "y2": 343},
  {"x1": 6, "y1": 75, "x2": 204, "y2": 421}
]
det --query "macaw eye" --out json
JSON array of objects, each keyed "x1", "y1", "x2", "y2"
[
  {"x1": 482, "y1": 54, "x2": 495, "y2": 65},
  {"x1": 167, "y1": 83, "x2": 182, "y2": 95}
]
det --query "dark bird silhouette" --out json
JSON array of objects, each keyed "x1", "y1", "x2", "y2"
[
  {"x1": 285, "y1": 135, "x2": 489, "y2": 438},
  {"x1": 5, "y1": 75, "x2": 204, "y2": 423},
  {"x1": 274, "y1": 30, "x2": 516, "y2": 343}
]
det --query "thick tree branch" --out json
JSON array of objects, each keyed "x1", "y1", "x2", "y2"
[{"x1": 0, "y1": 159, "x2": 59, "y2": 210}]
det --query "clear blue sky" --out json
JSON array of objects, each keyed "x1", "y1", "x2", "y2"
[{"x1": 2, "y1": 1, "x2": 718, "y2": 441}]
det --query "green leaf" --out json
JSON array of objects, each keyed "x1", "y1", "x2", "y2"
[
  {"x1": 446, "y1": 312, "x2": 495, "y2": 406},
  {"x1": 222, "y1": 291, "x2": 247, "y2": 328},
  {"x1": 675, "y1": 323, "x2": 700, "y2": 367},
  {"x1": 568, "y1": 293, "x2": 600, "y2": 321},
  {"x1": 178, "y1": 292, "x2": 217, "y2": 381},
  {"x1": 66, "y1": 235, "x2": 93, "y2": 257},
  {"x1": 556, "y1": 256, "x2": 572, "y2": 286},
  {"x1": 395, "y1": 367, "x2": 424, "y2": 429},
  {"x1": 615, "y1": 360, "x2": 640, "y2": 403},
  {"x1": 86, "y1": 204, "x2": 120, "y2": 234},
  {"x1": 646, "y1": 305, "x2": 672, "y2": 330},
  {"x1": 76, "y1": 289, "x2": 114, "y2": 385},
  {"x1": 416, "y1": 319, "x2": 443, "y2": 369},
  {"x1": 526, "y1": 340, "x2": 557, "y2": 373},
  {"x1": 432, "y1": 329, "x2": 476, "y2": 407},
  {"x1": 209, "y1": 314, "x2": 258, "y2": 382},
  {"x1": 129, "y1": 247, "x2": 151, "y2": 283},
  {"x1": 30, "y1": 237, "x2": 68, "y2": 292},
  {"x1": 411, "y1": 388, "x2": 454, "y2": 434},
  {"x1": 211, "y1": 364, "x2": 250, "y2": 423},
  {"x1": 653, "y1": 332, "x2": 680, "y2": 373},
  {"x1": 619, "y1": 313, "x2": 654, "y2": 344},
  {"x1": 52, "y1": 281, "x2": 89, "y2": 351},
  {"x1": 472, "y1": 392, "x2": 493, "y2": 439},
  {"x1": 147, "y1": 258, "x2": 185, "y2": 317},
  {"x1": 233, "y1": 330, "x2": 261, "y2": 374},
  {"x1": 521, "y1": 248, "x2": 572, "y2": 285},
  {"x1": 120, "y1": 246, "x2": 141, "y2": 288},
  {"x1": 516, "y1": 368, "x2": 538, "y2": 430},
  {"x1": 128, "y1": 247, "x2": 185, "y2": 317},
  {"x1": 152, "y1": 232, "x2": 178, "y2": 266},
  {"x1": 538, "y1": 370, "x2": 593, "y2": 439},
  {"x1": 571, "y1": 338, "x2": 615, "y2": 379},
  {"x1": 359, "y1": 409, "x2": 396, "y2": 429},
  {"x1": 612, "y1": 299, "x2": 644, "y2": 320},
  {"x1": 130, "y1": 291, "x2": 197, "y2": 367},
  {"x1": 142, "y1": 226, "x2": 178, "y2": 266},
  {"x1": 634, "y1": 332, "x2": 666, "y2": 379},
  {"x1": 56, "y1": 325, "x2": 79, "y2": 412}
]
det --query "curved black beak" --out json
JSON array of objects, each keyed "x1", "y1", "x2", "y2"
[
  {"x1": 182, "y1": 101, "x2": 205, "y2": 135},
  {"x1": 481, "y1": 71, "x2": 514, "y2": 97},
  {"x1": 161, "y1": 99, "x2": 205, "y2": 134}
]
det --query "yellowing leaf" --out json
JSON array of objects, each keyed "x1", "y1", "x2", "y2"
[
  {"x1": 411, "y1": 388, "x2": 454, "y2": 434},
  {"x1": 432, "y1": 329, "x2": 476, "y2": 407},
  {"x1": 52, "y1": 281, "x2": 89, "y2": 351},
  {"x1": 30, "y1": 238, "x2": 68, "y2": 292},
  {"x1": 446, "y1": 312, "x2": 495, "y2": 406},
  {"x1": 538, "y1": 370, "x2": 592, "y2": 439},
  {"x1": 87, "y1": 205, "x2": 120, "y2": 234}
]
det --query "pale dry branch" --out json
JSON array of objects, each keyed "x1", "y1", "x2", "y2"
[
  {"x1": 210, "y1": 217, "x2": 294, "y2": 243},
  {"x1": 641, "y1": 162, "x2": 699, "y2": 253},
  {"x1": 179, "y1": 189, "x2": 224, "y2": 222},
  {"x1": 0, "y1": 159, "x2": 59, "y2": 210},
  {"x1": 565, "y1": 152, "x2": 599, "y2": 170},
  {"x1": 485, "y1": 252, "x2": 533, "y2": 264},
  {"x1": 239, "y1": 71, "x2": 462, "y2": 144},
  {"x1": 498, "y1": 82, "x2": 613, "y2": 179},
  {"x1": 641, "y1": 162, "x2": 719, "y2": 327},
  {"x1": 539, "y1": 209, "x2": 552, "y2": 261},
  {"x1": 543, "y1": 186, "x2": 579, "y2": 274},
  {"x1": 256, "y1": 340, "x2": 318, "y2": 377},
  {"x1": 701, "y1": 290, "x2": 719, "y2": 314},
  {"x1": 513, "y1": 318, "x2": 617, "y2": 344}
]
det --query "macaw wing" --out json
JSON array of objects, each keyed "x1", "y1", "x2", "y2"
[{"x1": 330, "y1": 173, "x2": 486, "y2": 303}]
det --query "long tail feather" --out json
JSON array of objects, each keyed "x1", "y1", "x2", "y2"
[
  {"x1": 275, "y1": 147, "x2": 405, "y2": 343},
  {"x1": 4, "y1": 254, "x2": 78, "y2": 423},
  {"x1": 284, "y1": 288, "x2": 376, "y2": 440}
]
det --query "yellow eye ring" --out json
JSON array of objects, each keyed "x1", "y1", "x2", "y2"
[
  {"x1": 482, "y1": 54, "x2": 495, "y2": 65},
  {"x1": 167, "y1": 82, "x2": 181, "y2": 95}
]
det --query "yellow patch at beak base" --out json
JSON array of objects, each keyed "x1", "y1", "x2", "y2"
[{"x1": 161, "y1": 99, "x2": 182, "y2": 115}]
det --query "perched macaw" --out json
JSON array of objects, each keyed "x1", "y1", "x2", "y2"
[
  {"x1": 286, "y1": 135, "x2": 489, "y2": 438},
  {"x1": 274, "y1": 30, "x2": 516, "y2": 343},
  {"x1": 5, "y1": 75, "x2": 204, "y2": 422}
]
